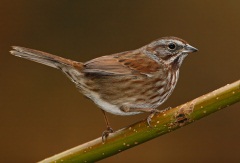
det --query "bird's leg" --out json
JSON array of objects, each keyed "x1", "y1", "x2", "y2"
[{"x1": 101, "y1": 110, "x2": 114, "y2": 142}]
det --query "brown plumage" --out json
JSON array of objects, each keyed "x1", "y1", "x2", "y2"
[{"x1": 10, "y1": 36, "x2": 198, "y2": 141}]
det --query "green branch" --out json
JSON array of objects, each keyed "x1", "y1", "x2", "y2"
[{"x1": 40, "y1": 80, "x2": 240, "y2": 163}]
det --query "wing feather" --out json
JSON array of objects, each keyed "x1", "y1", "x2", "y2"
[{"x1": 83, "y1": 51, "x2": 161, "y2": 76}]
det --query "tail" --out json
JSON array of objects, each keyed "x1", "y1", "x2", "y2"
[
  {"x1": 10, "y1": 46, "x2": 83, "y2": 69},
  {"x1": 10, "y1": 46, "x2": 84, "y2": 84}
]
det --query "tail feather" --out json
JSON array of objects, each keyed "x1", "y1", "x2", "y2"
[
  {"x1": 10, "y1": 46, "x2": 84, "y2": 84},
  {"x1": 10, "y1": 46, "x2": 82, "y2": 69}
]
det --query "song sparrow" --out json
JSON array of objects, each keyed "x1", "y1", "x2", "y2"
[{"x1": 10, "y1": 36, "x2": 197, "y2": 141}]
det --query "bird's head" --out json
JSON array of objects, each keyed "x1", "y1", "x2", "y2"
[{"x1": 144, "y1": 36, "x2": 198, "y2": 69}]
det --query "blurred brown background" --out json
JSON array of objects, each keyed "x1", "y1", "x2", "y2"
[{"x1": 0, "y1": 1, "x2": 240, "y2": 162}]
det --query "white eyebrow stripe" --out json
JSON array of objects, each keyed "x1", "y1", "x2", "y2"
[{"x1": 168, "y1": 40, "x2": 185, "y2": 46}]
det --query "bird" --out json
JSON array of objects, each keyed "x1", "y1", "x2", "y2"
[{"x1": 10, "y1": 36, "x2": 198, "y2": 141}]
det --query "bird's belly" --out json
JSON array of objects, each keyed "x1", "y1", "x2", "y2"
[
  {"x1": 81, "y1": 70, "x2": 179, "y2": 115},
  {"x1": 86, "y1": 91, "x2": 141, "y2": 116}
]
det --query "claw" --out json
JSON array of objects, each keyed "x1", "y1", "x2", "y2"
[
  {"x1": 102, "y1": 126, "x2": 114, "y2": 142},
  {"x1": 147, "y1": 109, "x2": 161, "y2": 127}
]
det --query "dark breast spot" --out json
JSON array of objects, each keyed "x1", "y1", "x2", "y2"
[
  {"x1": 149, "y1": 94, "x2": 159, "y2": 100},
  {"x1": 124, "y1": 62, "x2": 131, "y2": 65},
  {"x1": 135, "y1": 98, "x2": 146, "y2": 102},
  {"x1": 118, "y1": 59, "x2": 126, "y2": 62}
]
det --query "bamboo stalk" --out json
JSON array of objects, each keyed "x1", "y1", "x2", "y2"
[{"x1": 40, "y1": 80, "x2": 240, "y2": 163}]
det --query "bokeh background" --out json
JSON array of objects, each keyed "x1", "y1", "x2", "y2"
[{"x1": 1, "y1": 1, "x2": 240, "y2": 162}]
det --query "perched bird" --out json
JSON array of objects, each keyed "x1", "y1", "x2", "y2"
[{"x1": 10, "y1": 36, "x2": 198, "y2": 141}]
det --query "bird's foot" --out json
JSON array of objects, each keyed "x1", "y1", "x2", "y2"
[
  {"x1": 102, "y1": 126, "x2": 114, "y2": 142},
  {"x1": 146, "y1": 107, "x2": 170, "y2": 127},
  {"x1": 147, "y1": 109, "x2": 161, "y2": 126}
]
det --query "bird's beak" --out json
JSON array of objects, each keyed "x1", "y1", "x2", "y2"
[{"x1": 183, "y1": 44, "x2": 198, "y2": 53}]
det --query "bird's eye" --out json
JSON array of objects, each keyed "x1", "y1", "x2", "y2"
[{"x1": 168, "y1": 43, "x2": 176, "y2": 50}]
